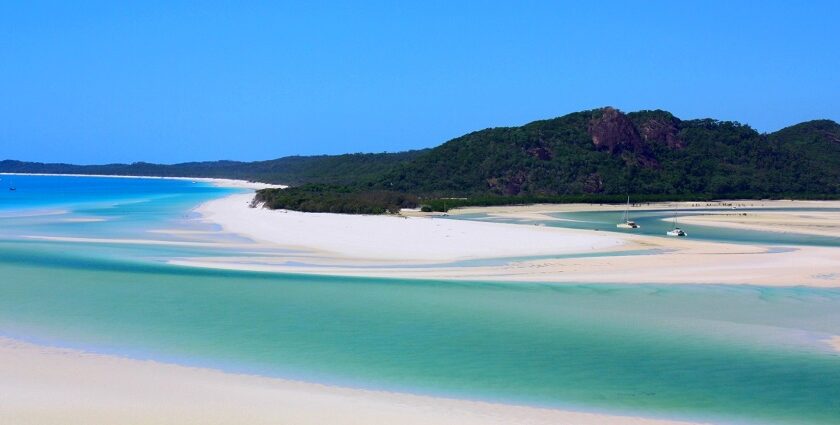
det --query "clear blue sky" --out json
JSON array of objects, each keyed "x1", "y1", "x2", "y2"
[{"x1": 2, "y1": 1, "x2": 838, "y2": 164}]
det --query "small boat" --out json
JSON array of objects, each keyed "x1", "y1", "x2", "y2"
[
  {"x1": 666, "y1": 209, "x2": 686, "y2": 237},
  {"x1": 616, "y1": 196, "x2": 640, "y2": 229}
]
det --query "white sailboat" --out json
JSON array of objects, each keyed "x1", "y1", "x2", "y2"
[
  {"x1": 616, "y1": 196, "x2": 640, "y2": 229},
  {"x1": 666, "y1": 209, "x2": 686, "y2": 237}
]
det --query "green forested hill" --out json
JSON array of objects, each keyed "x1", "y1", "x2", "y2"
[
  {"x1": 0, "y1": 151, "x2": 427, "y2": 186},
  {"x1": 767, "y1": 120, "x2": 840, "y2": 192},
  {"x1": 382, "y1": 109, "x2": 840, "y2": 198},
  {"x1": 4, "y1": 107, "x2": 840, "y2": 213}
]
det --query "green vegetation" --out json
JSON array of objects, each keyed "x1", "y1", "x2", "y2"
[
  {"x1": 383, "y1": 111, "x2": 840, "y2": 197},
  {"x1": 4, "y1": 108, "x2": 840, "y2": 214},
  {"x1": 0, "y1": 151, "x2": 427, "y2": 186},
  {"x1": 254, "y1": 184, "x2": 417, "y2": 215}
]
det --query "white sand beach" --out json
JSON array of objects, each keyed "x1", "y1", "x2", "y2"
[
  {"x1": 0, "y1": 337, "x2": 710, "y2": 425},
  {"x1": 445, "y1": 200, "x2": 840, "y2": 216},
  {"x1": 183, "y1": 194, "x2": 840, "y2": 286},
  {"x1": 678, "y1": 210, "x2": 840, "y2": 238},
  {"x1": 195, "y1": 193, "x2": 626, "y2": 262}
]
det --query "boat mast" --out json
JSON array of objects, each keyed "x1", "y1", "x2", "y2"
[{"x1": 623, "y1": 195, "x2": 630, "y2": 222}]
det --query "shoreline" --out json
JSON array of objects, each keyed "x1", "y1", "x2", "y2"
[
  {"x1": 677, "y1": 211, "x2": 840, "y2": 238},
  {"x1": 186, "y1": 193, "x2": 840, "y2": 287},
  {"x1": 0, "y1": 172, "x2": 285, "y2": 190},
  {"x1": 194, "y1": 193, "x2": 628, "y2": 263},
  {"x1": 0, "y1": 336, "x2": 713, "y2": 425},
  {"x1": 443, "y1": 199, "x2": 840, "y2": 216},
  {"x1": 4, "y1": 177, "x2": 839, "y2": 424}
]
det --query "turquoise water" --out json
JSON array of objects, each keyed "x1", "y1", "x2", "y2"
[
  {"x1": 0, "y1": 174, "x2": 240, "y2": 241},
  {"x1": 0, "y1": 174, "x2": 231, "y2": 212},
  {"x1": 456, "y1": 208, "x2": 840, "y2": 247},
  {"x1": 2, "y1": 175, "x2": 840, "y2": 424}
]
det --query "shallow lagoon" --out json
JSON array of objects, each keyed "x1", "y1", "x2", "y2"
[
  {"x1": 456, "y1": 208, "x2": 840, "y2": 247},
  {"x1": 2, "y1": 175, "x2": 840, "y2": 424}
]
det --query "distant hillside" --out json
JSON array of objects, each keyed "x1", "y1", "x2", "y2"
[
  {"x1": 5, "y1": 107, "x2": 840, "y2": 212},
  {"x1": 381, "y1": 108, "x2": 840, "y2": 198},
  {"x1": 0, "y1": 150, "x2": 427, "y2": 186}
]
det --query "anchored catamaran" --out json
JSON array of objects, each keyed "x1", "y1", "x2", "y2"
[
  {"x1": 616, "y1": 196, "x2": 640, "y2": 229},
  {"x1": 666, "y1": 208, "x2": 687, "y2": 237}
]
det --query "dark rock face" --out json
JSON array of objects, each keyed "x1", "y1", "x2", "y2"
[
  {"x1": 638, "y1": 117, "x2": 684, "y2": 149},
  {"x1": 588, "y1": 107, "x2": 658, "y2": 167},
  {"x1": 589, "y1": 107, "x2": 643, "y2": 154}
]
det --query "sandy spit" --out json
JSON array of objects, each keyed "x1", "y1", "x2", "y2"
[
  {"x1": 195, "y1": 194, "x2": 626, "y2": 262},
  {"x1": 185, "y1": 194, "x2": 840, "y2": 287}
]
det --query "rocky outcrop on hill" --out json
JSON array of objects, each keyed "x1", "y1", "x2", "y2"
[
  {"x1": 588, "y1": 107, "x2": 642, "y2": 153},
  {"x1": 588, "y1": 107, "x2": 658, "y2": 167},
  {"x1": 637, "y1": 115, "x2": 684, "y2": 149}
]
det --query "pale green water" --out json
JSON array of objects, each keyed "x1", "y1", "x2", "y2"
[
  {"x1": 2, "y1": 176, "x2": 840, "y2": 424},
  {"x1": 456, "y1": 208, "x2": 840, "y2": 247},
  {"x1": 3, "y1": 247, "x2": 840, "y2": 424}
]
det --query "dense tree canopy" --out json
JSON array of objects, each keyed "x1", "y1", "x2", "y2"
[{"x1": 4, "y1": 108, "x2": 839, "y2": 214}]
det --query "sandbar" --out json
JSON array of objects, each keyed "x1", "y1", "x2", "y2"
[{"x1": 187, "y1": 194, "x2": 840, "y2": 286}]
